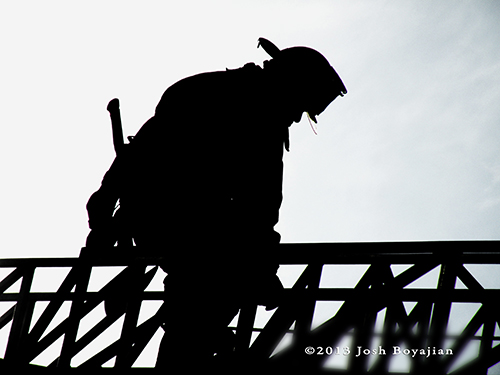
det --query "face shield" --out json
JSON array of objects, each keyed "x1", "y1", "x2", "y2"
[{"x1": 306, "y1": 85, "x2": 346, "y2": 134}]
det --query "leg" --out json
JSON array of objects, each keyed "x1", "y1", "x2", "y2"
[{"x1": 155, "y1": 274, "x2": 239, "y2": 371}]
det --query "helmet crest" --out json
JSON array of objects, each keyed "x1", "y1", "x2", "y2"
[{"x1": 257, "y1": 37, "x2": 281, "y2": 58}]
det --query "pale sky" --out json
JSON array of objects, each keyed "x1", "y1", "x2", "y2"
[
  {"x1": 1, "y1": 0, "x2": 500, "y2": 370},
  {"x1": 1, "y1": 1, "x2": 500, "y2": 258}
]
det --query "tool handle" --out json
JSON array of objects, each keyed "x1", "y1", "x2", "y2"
[{"x1": 107, "y1": 98, "x2": 124, "y2": 155}]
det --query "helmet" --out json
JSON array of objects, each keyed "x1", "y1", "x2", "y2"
[{"x1": 257, "y1": 37, "x2": 347, "y2": 131}]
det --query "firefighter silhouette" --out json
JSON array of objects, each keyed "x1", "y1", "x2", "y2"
[{"x1": 85, "y1": 37, "x2": 347, "y2": 370}]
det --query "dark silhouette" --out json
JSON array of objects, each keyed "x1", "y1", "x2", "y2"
[{"x1": 84, "y1": 37, "x2": 346, "y2": 370}]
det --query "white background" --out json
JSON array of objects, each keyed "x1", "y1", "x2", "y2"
[{"x1": 1, "y1": 1, "x2": 499, "y2": 258}]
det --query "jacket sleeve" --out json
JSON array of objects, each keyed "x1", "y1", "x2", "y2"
[{"x1": 232, "y1": 122, "x2": 285, "y2": 247}]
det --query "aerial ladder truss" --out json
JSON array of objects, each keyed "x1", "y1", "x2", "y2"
[{"x1": 0, "y1": 242, "x2": 500, "y2": 373}]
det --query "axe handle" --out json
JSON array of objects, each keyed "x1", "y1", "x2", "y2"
[{"x1": 107, "y1": 98, "x2": 124, "y2": 155}]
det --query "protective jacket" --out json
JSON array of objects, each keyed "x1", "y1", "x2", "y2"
[{"x1": 86, "y1": 62, "x2": 288, "y2": 278}]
